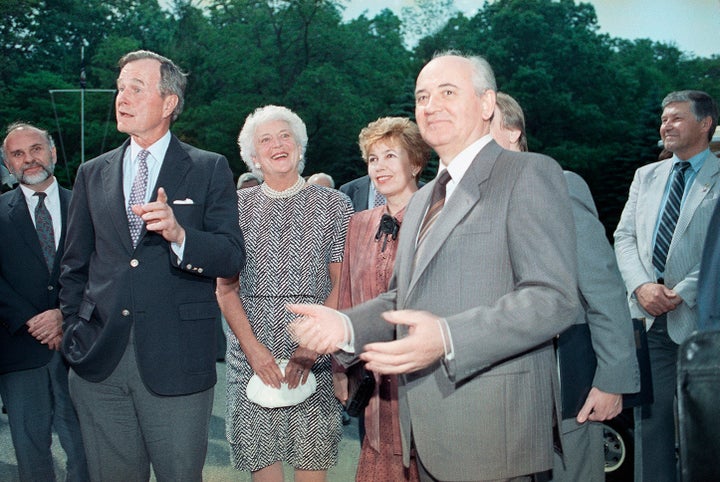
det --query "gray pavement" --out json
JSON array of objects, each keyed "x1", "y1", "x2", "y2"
[{"x1": 0, "y1": 362, "x2": 361, "y2": 481}]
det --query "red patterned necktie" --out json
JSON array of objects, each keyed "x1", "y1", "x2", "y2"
[{"x1": 417, "y1": 169, "x2": 452, "y2": 247}]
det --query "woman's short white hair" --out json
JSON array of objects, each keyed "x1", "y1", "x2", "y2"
[{"x1": 237, "y1": 105, "x2": 308, "y2": 178}]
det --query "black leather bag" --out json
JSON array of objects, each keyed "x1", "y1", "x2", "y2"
[
  {"x1": 556, "y1": 318, "x2": 653, "y2": 419},
  {"x1": 677, "y1": 330, "x2": 720, "y2": 482},
  {"x1": 344, "y1": 363, "x2": 375, "y2": 417}
]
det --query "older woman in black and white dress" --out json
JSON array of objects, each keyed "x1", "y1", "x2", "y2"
[{"x1": 216, "y1": 105, "x2": 352, "y2": 481}]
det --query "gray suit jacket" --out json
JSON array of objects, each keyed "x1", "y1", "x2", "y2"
[
  {"x1": 564, "y1": 171, "x2": 639, "y2": 396},
  {"x1": 614, "y1": 152, "x2": 720, "y2": 343},
  {"x1": 342, "y1": 141, "x2": 579, "y2": 480}
]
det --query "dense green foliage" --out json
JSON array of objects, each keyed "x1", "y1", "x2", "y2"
[{"x1": 1, "y1": 0, "x2": 718, "y2": 233}]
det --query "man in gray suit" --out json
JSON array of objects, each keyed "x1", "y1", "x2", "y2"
[
  {"x1": 289, "y1": 52, "x2": 579, "y2": 481},
  {"x1": 491, "y1": 92, "x2": 640, "y2": 482},
  {"x1": 614, "y1": 90, "x2": 719, "y2": 482}
]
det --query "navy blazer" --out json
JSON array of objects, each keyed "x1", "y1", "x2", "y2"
[
  {"x1": 0, "y1": 184, "x2": 70, "y2": 374},
  {"x1": 60, "y1": 135, "x2": 245, "y2": 396}
]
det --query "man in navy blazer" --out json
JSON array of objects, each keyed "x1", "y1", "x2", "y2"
[
  {"x1": 60, "y1": 50, "x2": 245, "y2": 481},
  {"x1": 0, "y1": 123, "x2": 88, "y2": 481}
]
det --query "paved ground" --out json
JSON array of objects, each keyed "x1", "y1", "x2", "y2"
[{"x1": 0, "y1": 362, "x2": 361, "y2": 481}]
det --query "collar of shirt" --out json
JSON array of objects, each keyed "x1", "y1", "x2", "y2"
[
  {"x1": 123, "y1": 131, "x2": 172, "y2": 204},
  {"x1": 19, "y1": 176, "x2": 59, "y2": 207},
  {"x1": 673, "y1": 147, "x2": 711, "y2": 177},
  {"x1": 438, "y1": 134, "x2": 493, "y2": 201}
]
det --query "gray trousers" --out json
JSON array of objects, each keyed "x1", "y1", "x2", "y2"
[
  {"x1": 68, "y1": 335, "x2": 213, "y2": 482},
  {"x1": 550, "y1": 419, "x2": 604, "y2": 482},
  {"x1": 0, "y1": 351, "x2": 88, "y2": 482},
  {"x1": 417, "y1": 454, "x2": 532, "y2": 482}
]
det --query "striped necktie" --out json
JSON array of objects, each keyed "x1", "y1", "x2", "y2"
[{"x1": 653, "y1": 161, "x2": 691, "y2": 273}]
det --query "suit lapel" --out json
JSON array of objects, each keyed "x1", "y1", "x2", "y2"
[
  {"x1": 406, "y1": 143, "x2": 499, "y2": 296},
  {"x1": 101, "y1": 140, "x2": 134, "y2": 253},
  {"x1": 8, "y1": 187, "x2": 47, "y2": 269},
  {"x1": 52, "y1": 187, "x2": 72, "y2": 276},
  {"x1": 641, "y1": 161, "x2": 673, "y2": 249},
  {"x1": 673, "y1": 152, "x2": 720, "y2": 245},
  {"x1": 152, "y1": 135, "x2": 191, "y2": 207}
]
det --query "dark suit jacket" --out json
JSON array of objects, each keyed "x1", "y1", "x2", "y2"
[
  {"x1": 60, "y1": 135, "x2": 245, "y2": 396},
  {"x1": 339, "y1": 175, "x2": 371, "y2": 212},
  {"x1": 698, "y1": 196, "x2": 720, "y2": 331},
  {"x1": 0, "y1": 184, "x2": 70, "y2": 374}
]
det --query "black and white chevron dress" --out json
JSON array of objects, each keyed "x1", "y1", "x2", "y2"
[{"x1": 226, "y1": 183, "x2": 352, "y2": 471}]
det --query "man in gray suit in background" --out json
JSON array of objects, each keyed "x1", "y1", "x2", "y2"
[
  {"x1": 614, "y1": 90, "x2": 719, "y2": 482},
  {"x1": 491, "y1": 92, "x2": 640, "y2": 482},
  {"x1": 289, "y1": 52, "x2": 579, "y2": 481}
]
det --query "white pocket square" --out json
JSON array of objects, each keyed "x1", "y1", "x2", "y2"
[{"x1": 173, "y1": 198, "x2": 194, "y2": 205}]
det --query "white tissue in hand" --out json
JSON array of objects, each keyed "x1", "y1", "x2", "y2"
[{"x1": 246, "y1": 359, "x2": 317, "y2": 408}]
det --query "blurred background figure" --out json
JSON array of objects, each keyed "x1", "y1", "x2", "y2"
[
  {"x1": 336, "y1": 117, "x2": 429, "y2": 481},
  {"x1": 0, "y1": 164, "x2": 16, "y2": 193},
  {"x1": 217, "y1": 105, "x2": 352, "y2": 482},
  {"x1": 339, "y1": 174, "x2": 385, "y2": 212},
  {"x1": 307, "y1": 172, "x2": 335, "y2": 188},
  {"x1": 237, "y1": 171, "x2": 262, "y2": 189}
]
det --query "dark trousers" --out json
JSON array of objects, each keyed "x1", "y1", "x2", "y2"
[
  {"x1": 635, "y1": 314, "x2": 679, "y2": 482},
  {"x1": 0, "y1": 351, "x2": 89, "y2": 482},
  {"x1": 68, "y1": 334, "x2": 213, "y2": 482}
]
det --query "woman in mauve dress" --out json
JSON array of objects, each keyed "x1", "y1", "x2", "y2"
[{"x1": 336, "y1": 117, "x2": 430, "y2": 481}]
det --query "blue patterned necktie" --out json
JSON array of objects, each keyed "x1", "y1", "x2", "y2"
[
  {"x1": 34, "y1": 191, "x2": 56, "y2": 271},
  {"x1": 653, "y1": 161, "x2": 691, "y2": 273},
  {"x1": 417, "y1": 169, "x2": 452, "y2": 247},
  {"x1": 127, "y1": 150, "x2": 150, "y2": 247}
]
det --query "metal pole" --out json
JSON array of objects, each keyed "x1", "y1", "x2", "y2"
[{"x1": 80, "y1": 46, "x2": 85, "y2": 164}]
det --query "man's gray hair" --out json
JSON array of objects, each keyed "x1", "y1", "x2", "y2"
[
  {"x1": 662, "y1": 90, "x2": 719, "y2": 142},
  {"x1": 432, "y1": 50, "x2": 497, "y2": 95},
  {"x1": 118, "y1": 50, "x2": 187, "y2": 122}
]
